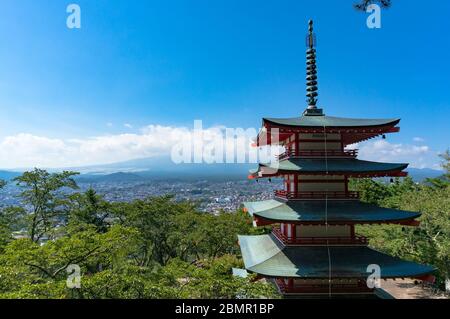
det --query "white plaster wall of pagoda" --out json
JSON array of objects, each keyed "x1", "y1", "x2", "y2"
[
  {"x1": 298, "y1": 182, "x2": 345, "y2": 192},
  {"x1": 299, "y1": 133, "x2": 341, "y2": 140},
  {"x1": 293, "y1": 279, "x2": 359, "y2": 285},
  {"x1": 298, "y1": 142, "x2": 341, "y2": 151},
  {"x1": 287, "y1": 224, "x2": 292, "y2": 238},
  {"x1": 297, "y1": 133, "x2": 342, "y2": 151},
  {"x1": 295, "y1": 225, "x2": 351, "y2": 237},
  {"x1": 299, "y1": 175, "x2": 345, "y2": 180},
  {"x1": 279, "y1": 223, "x2": 295, "y2": 238}
]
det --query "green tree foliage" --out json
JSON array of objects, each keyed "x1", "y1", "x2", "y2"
[
  {"x1": 426, "y1": 150, "x2": 450, "y2": 189},
  {"x1": 67, "y1": 188, "x2": 112, "y2": 232},
  {"x1": 350, "y1": 177, "x2": 418, "y2": 205},
  {"x1": 3, "y1": 163, "x2": 447, "y2": 298},
  {"x1": 0, "y1": 180, "x2": 26, "y2": 251},
  {"x1": 114, "y1": 195, "x2": 201, "y2": 266},
  {"x1": 441, "y1": 150, "x2": 450, "y2": 179},
  {"x1": 114, "y1": 196, "x2": 255, "y2": 266},
  {"x1": 0, "y1": 207, "x2": 26, "y2": 251},
  {"x1": 70, "y1": 255, "x2": 279, "y2": 299},
  {"x1": 0, "y1": 169, "x2": 275, "y2": 299},
  {"x1": 352, "y1": 157, "x2": 450, "y2": 289},
  {"x1": 194, "y1": 211, "x2": 258, "y2": 259},
  {"x1": 354, "y1": 0, "x2": 391, "y2": 11},
  {"x1": 0, "y1": 225, "x2": 139, "y2": 298},
  {"x1": 159, "y1": 256, "x2": 279, "y2": 299},
  {"x1": 13, "y1": 169, "x2": 79, "y2": 242}
]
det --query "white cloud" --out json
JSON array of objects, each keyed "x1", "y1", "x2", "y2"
[
  {"x1": 106, "y1": 122, "x2": 113, "y2": 127},
  {"x1": 413, "y1": 137, "x2": 425, "y2": 142},
  {"x1": 124, "y1": 123, "x2": 133, "y2": 129},
  {"x1": 0, "y1": 126, "x2": 190, "y2": 169},
  {"x1": 349, "y1": 139, "x2": 439, "y2": 169},
  {"x1": 0, "y1": 124, "x2": 261, "y2": 169},
  {"x1": 0, "y1": 126, "x2": 442, "y2": 170}
]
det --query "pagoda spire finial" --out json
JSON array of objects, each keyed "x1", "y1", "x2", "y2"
[{"x1": 304, "y1": 20, "x2": 323, "y2": 116}]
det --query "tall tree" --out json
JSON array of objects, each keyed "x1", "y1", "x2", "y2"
[
  {"x1": 115, "y1": 195, "x2": 200, "y2": 266},
  {"x1": 439, "y1": 149, "x2": 450, "y2": 179},
  {"x1": 68, "y1": 188, "x2": 111, "y2": 233},
  {"x1": 354, "y1": 0, "x2": 392, "y2": 11},
  {"x1": 0, "y1": 180, "x2": 24, "y2": 250},
  {"x1": 13, "y1": 169, "x2": 79, "y2": 242},
  {"x1": 426, "y1": 149, "x2": 450, "y2": 189}
]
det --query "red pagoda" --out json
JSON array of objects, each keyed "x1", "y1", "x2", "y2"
[{"x1": 238, "y1": 20, "x2": 435, "y2": 298}]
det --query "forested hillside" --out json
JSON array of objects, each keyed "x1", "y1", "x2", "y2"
[
  {"x1": 0, "y1": 170, "x2": 276, "y2": 298},
  {"x1": 353, "y1": 151, "x2": 449, "y2": 289},
  {"x1": 0, "y1": 151, "x2": 448, "y2": 298}
]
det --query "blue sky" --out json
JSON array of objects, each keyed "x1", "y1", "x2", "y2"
[{"x1": 0, "y1": 0, "x2": 448, "y2": 169}]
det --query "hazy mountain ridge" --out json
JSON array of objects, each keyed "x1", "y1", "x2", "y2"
[
  {"x1": 0, "y1": 171, "x2": 21, "y2": 181},
  {"x1": 0, "y1": 156, "x2": 444, "y2": 182}
]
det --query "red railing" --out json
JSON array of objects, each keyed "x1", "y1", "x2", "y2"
[
  {"x1": 277, "y1": 149, "x2": 358, "y2": 160},
  {"x1": 275, "y1": 190, "x2": 359, "y2": 200},
  {"x1": 275, "y1": 279, "x2": 372, "y2": 294},
  {"x1": 272, "y1": 227, "x2": 368, "y2": 246}
]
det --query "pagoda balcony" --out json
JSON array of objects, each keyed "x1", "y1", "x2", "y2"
[
  {"x1": 275, "y1": 279, "x2": 372, "y2": 295},
  {"x1": 274, "y1": 190, "x2": 360, "y2": 200},
  {"x1": 277, "y1": 149, "x2": 358, "y2": 160},
  {"x1": 272, "y1": 227, "x2": 368, "y2": 246}
]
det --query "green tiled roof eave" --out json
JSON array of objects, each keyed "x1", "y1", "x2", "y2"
[
  {"x1": 238, "y1": 235, "x2": 435, "y2": 279},
  {"x1": 243, "y1": 200, "x2": 421, "y2": 223},
  {"x1": 257, "y1": 158, "x2": 408, "y2": 174},
  {"x1": 243, "y1": 200, "x2": 284, "y2": 217},
  {"x1": 263, "y1": 116, "x2": 400, "y2": 128}
]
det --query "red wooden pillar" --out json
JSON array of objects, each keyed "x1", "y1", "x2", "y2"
[
  {"x1": 267, "y1": 126, "x2": 272, "y2": 145},
  {"x1": 344, "y1": 175, "x2": 349, "y2": 196},
  {"x1": 295, "y1": 133, "x2": 300, "y2": 156},
  {"x1": 287, "y1": 278, "x2": 294, "y2": 291},
  {"x1": 350, "y1": 224, "x2": 355, "y2": 239}
]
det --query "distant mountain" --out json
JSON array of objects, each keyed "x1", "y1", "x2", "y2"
[
  {"x1": 406, "y1": 168, "x2": 444, "y2": 182},
  {"x1": 75, "y1": 172, "x2": 147, "y2": 183},
  {"x1": 68, "y1": 156, "x2": 254, "y2": 181},
  {"x1": 1, "y1": 157, "x2": 445, "y2": 183},
  {"x1": 73, "y1": 158, "x2": 444, "y2": 183},
  {"x1": 73, "y1": 157, "x2": 445, "y2": 180},
  {"x1": 0, "y1": 170, "x2": 21, "y2": 181}
]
